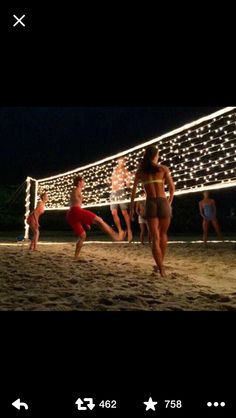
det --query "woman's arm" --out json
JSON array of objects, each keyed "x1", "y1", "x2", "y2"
[
  {"x1": 125, "y1": 168, "x2": 132, "y2": 187},
  {"x1": 199, "y1": 201, "x2": 205, "y2": 218},
  {"x1": 135, "y1": 202, "x2": 140, "y2": 216},
  {"x1": 130, "y1": 172, "x2": 139, "y2": 220},
  {"x1": 164, "y1": 166, "x2": 175, "y2": 205}
]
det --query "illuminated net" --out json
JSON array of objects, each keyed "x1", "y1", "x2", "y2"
[{"x1": 33, "y1": 107, "x2": 236, "y2": 210}]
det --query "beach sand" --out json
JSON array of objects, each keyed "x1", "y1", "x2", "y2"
[{"x1": 0, "y1": 240, "x2": 236, "y2": 311}]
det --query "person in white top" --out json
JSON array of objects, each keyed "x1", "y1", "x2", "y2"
[{"x1": 110, "y1": 157, "x2": 133, "y2": 242}]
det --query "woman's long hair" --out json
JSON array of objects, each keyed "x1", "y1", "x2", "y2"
[{"x1": 138, "y1": 146, "x2": 159, "y2": 174}]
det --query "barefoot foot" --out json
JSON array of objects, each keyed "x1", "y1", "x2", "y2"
[
  {"x1": 160, "y1": 266, "x2": 167, "y2": 277},
  {"x1": 128, "y1": 230, "x2": 133, "y2": 242},
  {"x1": 153, "y1": 265, "x2": 166, "y2": 277},
  {"x1": 117, "y1": 230, "x2": 127, "y2": 241}
]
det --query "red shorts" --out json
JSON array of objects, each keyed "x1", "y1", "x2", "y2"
[{"x1": 66, "y1": 206, "x2": 96, "y2": 236}]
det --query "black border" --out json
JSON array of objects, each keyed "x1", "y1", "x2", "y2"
[{"x1": 1, "y1": 5, "x2": 236, "y2": 416}]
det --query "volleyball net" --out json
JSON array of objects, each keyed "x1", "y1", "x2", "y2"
[{"x1": 24, "y1": 107, "x2": 236, "y2": 238}]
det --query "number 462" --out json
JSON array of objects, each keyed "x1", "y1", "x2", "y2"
[{"x1": 99, "y1": 400, "x2": 117, "y2": 409}]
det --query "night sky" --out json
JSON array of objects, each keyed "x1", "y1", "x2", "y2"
[{"x1": 0, "y1": 107, "x2": 221, "y2": 185}]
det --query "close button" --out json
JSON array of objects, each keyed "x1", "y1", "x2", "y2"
[{"x1": 13, "y1": 14, "x2": 26, "y2": 27}]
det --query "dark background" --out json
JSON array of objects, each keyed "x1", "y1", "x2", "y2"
[{"x1": 0, "y1": 107, "x2": 221, "y2": 184}]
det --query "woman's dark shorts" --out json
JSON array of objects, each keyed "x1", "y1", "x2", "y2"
[{"x1": 145, "y1": 197, "x2": 171, "y2": 219}]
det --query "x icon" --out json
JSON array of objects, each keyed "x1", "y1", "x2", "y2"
[{"x1": 13, "y1": 14, "x2": 26, "y2": 27}]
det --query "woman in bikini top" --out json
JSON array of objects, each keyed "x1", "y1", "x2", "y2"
[
  {"x1": 131, "y1": 147, "x2": 174, "y2": 218},
  {"x1": 130, "y1": 146, "x2": 175, "y2": 277}
]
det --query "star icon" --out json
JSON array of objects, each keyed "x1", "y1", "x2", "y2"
[{"x1": 143, "y1": 397, "x2": 158, "y2": 411}]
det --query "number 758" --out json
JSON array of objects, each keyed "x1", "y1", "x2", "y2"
[{"x1": 165, "y1": 400, "x2": 182, "y2": 408}]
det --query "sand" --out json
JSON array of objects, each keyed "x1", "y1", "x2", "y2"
[{"x1": 0, "y1": 240, "x2": 236, "y2": 311}]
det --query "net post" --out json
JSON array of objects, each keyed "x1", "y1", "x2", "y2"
[
  {"x1": 34, "y1": 180, "x2": 38, "y2": 209},
  {"x1": 24, "y1": 177, "x2": 31, "y2": 240}
]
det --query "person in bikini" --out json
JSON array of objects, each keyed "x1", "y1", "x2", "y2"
[
  {"x1": 27, "y1": 192, "x2": 48, "y2": 251},
  {"x1": 199, "y1": 191, "x2": 223, "y2": 244},
  {"x1": 130, "y1": 146, "x2": 175, "y2": 277},
  {"x1": 67, "y1": 175, "x2": 126, "y2": 258}
]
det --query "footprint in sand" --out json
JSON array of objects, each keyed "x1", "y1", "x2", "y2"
[
  {"x1": 98, "y1": 298, "x2": 114, "y2": 306},
  {"x1": 104, "y1": 272, "x2": 116, "y2": 277},
  {"x1": 164, "y1": 290, "x2": 174, "y2": 296},
  {"x1": 220, "y1": 304, "x2": 236, "y2": 311},
  {"x1": 48, "y1": 295, "x2": 59, "y2": 301},
  {"x1": 147, "y1": 299, "x2": 162, "y2": 305},
  {"x1": 169, "y1": 306, "x2": 184, "y2": 311},
  {"x1": 59, "y1": 292, "x2": 74, "y2": 298},
  {"x1": 12, "y1": 286, "x2": 25, "y2": 291},
  {"x1": 113, "y1": 295, "x2": 137, "y2": 303},
  {"x1": 68, "y1": 278, "x2": 78, "y2": 285},
  {"x1": 186, "y1": 296, "x2": 199, "y2": 301},
  {"x1": 199, "y1": 292, "x2": 226, "y2": 301},
  {"x1": 218, "y1": 296, "x2": 231, "y2": 303}
]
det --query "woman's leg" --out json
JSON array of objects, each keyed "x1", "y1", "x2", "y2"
[
  {"x1": 202, "y1": 219, "x2": 209, "y2": 243},
  {"x1": 33, "y1": 229, "x2": 40, "y2": 250},
  {"x1": 211, "y1": 218, "x2": 223, "y2": 240},
  {"x1": 147, "y1": 218, "x2": 165, "y2": 277},
  {"x1": 28, "y1": 222, "x2": 39, "y2": 250},
  {"x1": 146, "y1": 222, "x2": 152, "y2": 244},
  {"x1": 140, "y1": 223, "x2": 145, "y2": 244},
  {"x1": 159, "y1": 217, "x2": 171, "y2": 262},
  {"x1": 121, "y1": 209, "x2": 133, "y2": 242},
  {"x1": 111, "y1": 208, "x2": 123, "y2": 233}
]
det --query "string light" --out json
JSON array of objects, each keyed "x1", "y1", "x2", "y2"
[
  {"x1": 1, "y1": 239, "x2": 236, "y2": 246},
  {"x1": 28, "y1": 107, "x2": 236, "y2": 210}
]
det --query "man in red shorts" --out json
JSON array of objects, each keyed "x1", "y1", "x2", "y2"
[{"x1": 67, "y1": 175, "x2": 126, "y2": 258}]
